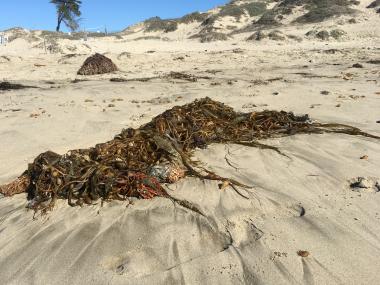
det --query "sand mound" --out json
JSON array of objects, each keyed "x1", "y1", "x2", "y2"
[{"x1": 77, "y1": 53, "x2": 118, "y2": 75}]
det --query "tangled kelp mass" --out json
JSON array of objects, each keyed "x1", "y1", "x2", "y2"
[
  {"x1": 1, "y1": 98, "x2": 379, "y2": 213},
  {"x1": 77, "y1": 53, "x2": 118, "y2": 76}
]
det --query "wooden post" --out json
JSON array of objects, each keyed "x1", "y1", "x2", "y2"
[{"x1": 43, "y1": 37, "x2": 47, "y2": 54}]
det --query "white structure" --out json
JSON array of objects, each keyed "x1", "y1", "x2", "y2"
[{"x1": 0, "y1": 33, "x2": 8, "y2": 45}]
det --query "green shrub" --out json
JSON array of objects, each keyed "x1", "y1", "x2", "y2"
[
  {"x1": 330, "y1": 29, "x2": 346, "y2": 39},
  {"x1": 145, "y1": 17, "x2": 178, "y2": 33},
  {"x1": 179, "y1": 12, "x2": 209, "y2": 24},
  {"x1": 295, "y1": 0, "x2": 357, "y2": 23},
  {"x1": 189, "y1": 32, "x2": 229, "y2": 43},
  {"x1": 218, "y1": 4, "x2": 246, "y2": 19},
  {"x1": 295, "y1": 5, "x2": 355, "y2": 23},
  {"x1": 242, "y1": 2, "x2": 267, "y2": 16}
]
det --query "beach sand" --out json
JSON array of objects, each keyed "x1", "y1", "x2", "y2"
[{"x1": 0, "y1": 5, "x2": 379, "y2": 284}]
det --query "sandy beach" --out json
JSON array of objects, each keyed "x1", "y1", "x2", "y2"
[{"x1": 0, "y1": 0, "x2": 379, "y2": 284}]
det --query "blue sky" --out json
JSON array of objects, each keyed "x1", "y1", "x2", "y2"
[{"x1": 0, "y1": 0, "x2": 228, "y2": 32}]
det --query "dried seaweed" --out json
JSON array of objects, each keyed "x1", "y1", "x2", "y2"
[
  {"x1": 0, "y1": 174, "x2": 29, "y2": 196},
  {"x1": 1, "y1": 98, "x2": 379, "y2": 215},
  {"x1": 367, "y1": 60, "x2": 380, "y2": 65},
  {"x1": 0, "y1": 82, "x2": 36, "y2": 91},
  {"x1": 165, "y1": 72, "x2": 211, "y2": 82},
  {"x1": 166, "y1": 72, "x2": 198, "y2": 82},
  {"x1": 77, "y1": 53, "x2": 118, "y2": 76},
  {"x1": 110, "y1": 72, "x2": 210, "y2": 83},
  {"x1": 110, "y1": 77, "x2": 158, "y2": 83}
]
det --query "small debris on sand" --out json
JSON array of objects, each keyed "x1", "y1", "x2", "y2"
[
  {"x1": 352, "y1": 63, "x2": 363, "y2": 68},
  {"x1": 242, "y1": 103, "x2": 257, "y2": 109},
  {"x1": 297, "y1": 250, "x2": 310, "y2": 257},
  {"x1": 342, "y1": 73, "x2": 354, "y2": 80},
  {"x1": 29, "y1": 113, "x2": 40, "y2": 118},
  {"x1": 168, "y1": 71, "x2": 197, "y2": 81},
  {"x1": 117, "y1": 52, "x2": 131, "y2": 60},
  {"x1": 350, "y1": 177, "x2": 380, "y2": 193},
  {"x1": 351, "y1": 177, "x2": 371, "y2": 189},
  {"x1": 110, "y1": 77, "x2": 157, "y2": 83},
  {"x1": 165, "y1": 72, "x2": 210, "y2": 82},
  {"x1": 71, "y1": 78, "x2": 89, "y2": 83},
  {"x1": 367, "y1": 60, "x2": 380, "y2": 64}
]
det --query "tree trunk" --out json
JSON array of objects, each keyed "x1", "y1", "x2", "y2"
[
  {"x1": 56, "y1": 13, "x2": 63, "y2": 32},
  {"x1": 56, "y1": 19, "x2": 62, "y2": 32}
]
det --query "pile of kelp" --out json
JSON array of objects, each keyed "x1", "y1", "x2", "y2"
[
  {"x1": 1, "y1": 97, "x2": 379, "y2": 213},
  {"x1": 0, "y1": 81, "x2": 36, "y2": 91}
]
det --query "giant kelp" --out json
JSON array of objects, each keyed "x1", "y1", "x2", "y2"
[
  {"x1": 77, "y1": 53, "x2": 118, "y2": 76},
  {"x1": 1, "y1": 98, "x2": 379, "y2": 214}
]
